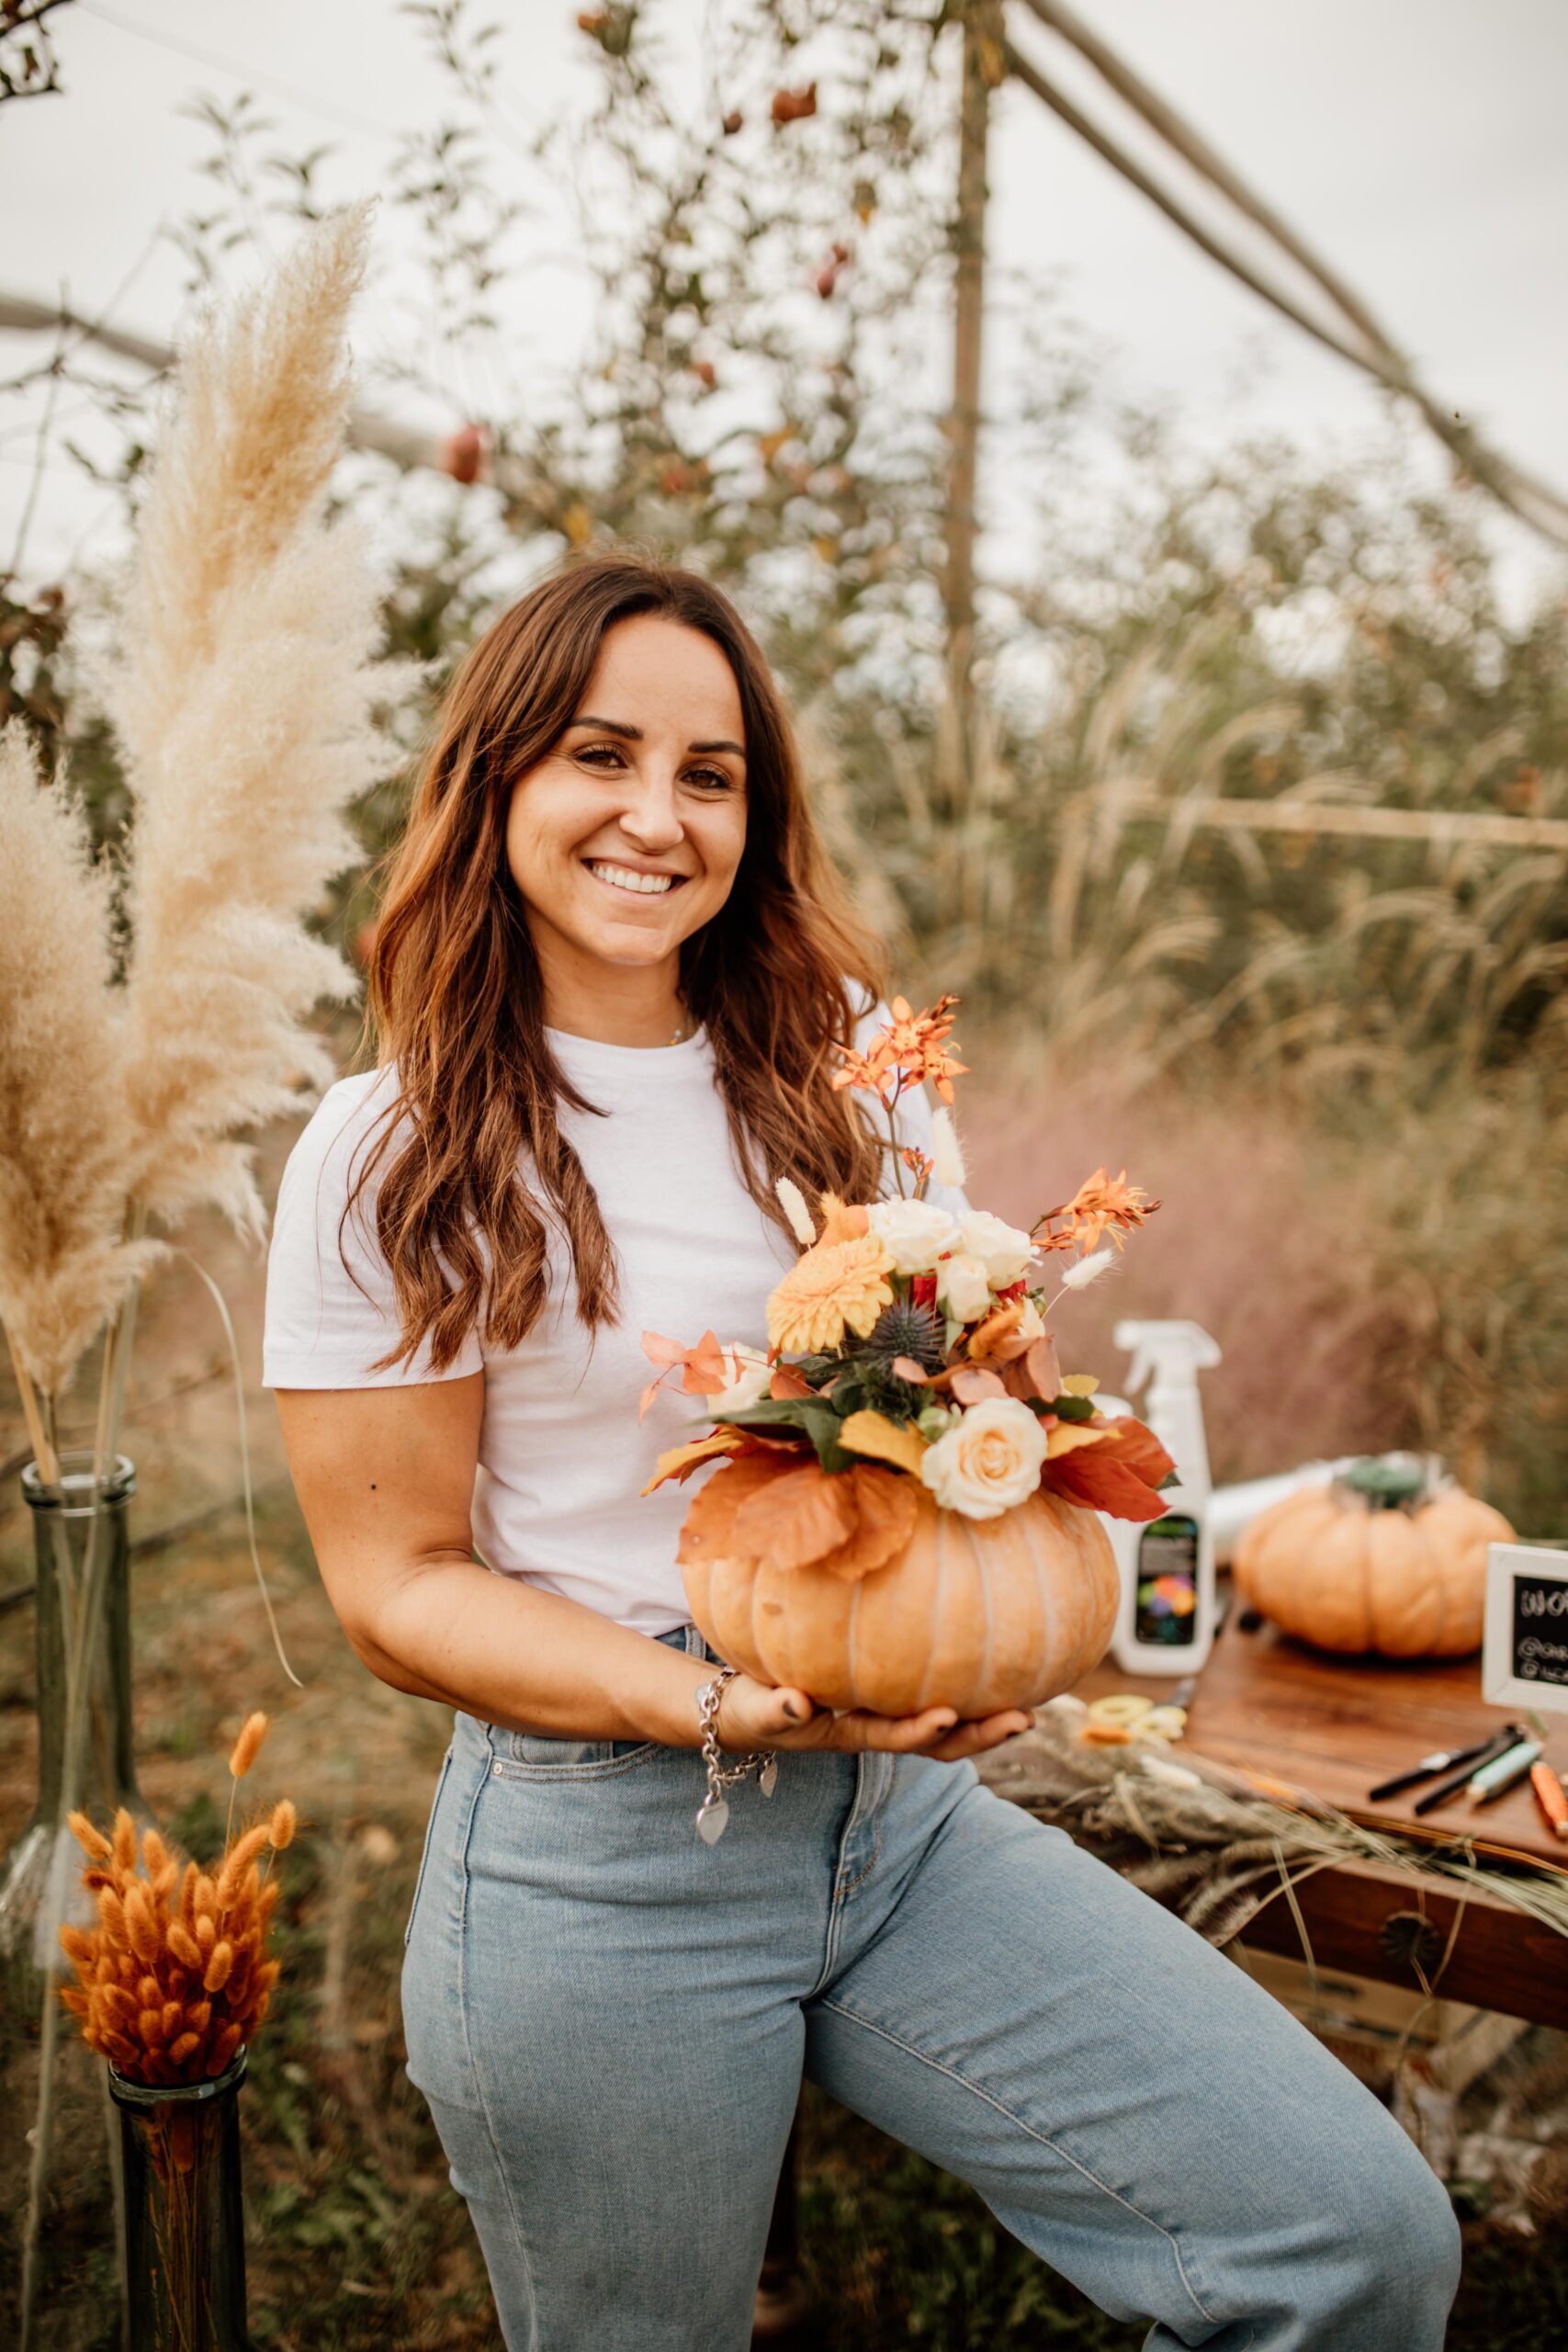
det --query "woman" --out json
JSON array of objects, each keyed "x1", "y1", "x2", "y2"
[{"x1": 264, "y1": 552, "x2": 1461, "y2": 2351}]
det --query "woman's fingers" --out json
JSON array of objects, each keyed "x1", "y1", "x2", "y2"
[{"x1": 919, "y1": 1710, "x2": 1033, "y2": 1761}]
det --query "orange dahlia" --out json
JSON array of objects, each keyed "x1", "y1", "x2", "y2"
[{"x1": 766, "y1": 1234, "x2": 896, "y2": 1353}]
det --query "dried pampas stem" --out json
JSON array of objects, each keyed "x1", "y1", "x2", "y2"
[{"x1": 91, "y1": 196, "x2": 415, "y2": 1244}]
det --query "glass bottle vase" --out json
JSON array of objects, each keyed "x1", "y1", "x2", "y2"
[
  {"x1": 109, "y1": 2045, "x2": 251, "y2": 2351},
  {"x1": 0, "y1": 1450, "x2": 152, "y2": 2016}
]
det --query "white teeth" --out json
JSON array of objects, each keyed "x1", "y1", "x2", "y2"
[{"x1": 586, "y1": 860, "x2": 678, "y2": 896}]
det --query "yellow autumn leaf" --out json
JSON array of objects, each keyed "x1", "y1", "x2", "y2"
[
  {"x1": 640, "y1": 1427, "x2": 747, "y2": 1496},
  {"x1": 1061, "y1": 1374, "x2": 1100, "y2": 1396},
  {"x1": 1044, "y1": 1421, "x2": 1112, "y2": 1459},
  {"x1": 838, "y1": 1409, "x2": 928, "y2": 1478}
]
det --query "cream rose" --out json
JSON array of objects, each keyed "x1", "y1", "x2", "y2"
[
  {"x1": 918, "y1": 1396, "x2": 1048, "y2": 1520},
  {"x1": 934, "y1": 1250, "x2": 992, "y2": 1325},
  {"x1": 954, "y1": 1208, "x2": 1038, "y2": 1290},
  {"x1": 700, "y1": 1342, "x2": 773, "y2": 1414},
  {"x1": 864, "y1": 1196, "x2": 963, "y2": 1275}
]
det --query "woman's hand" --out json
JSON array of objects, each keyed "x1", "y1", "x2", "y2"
[{"x1": 716, "y1": 1671, "x2": 1032, "y2": 1765}]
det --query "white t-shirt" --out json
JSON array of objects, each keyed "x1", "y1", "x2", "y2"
[{"x1": 262, "y1": 993, "x2": 974, "y2": 1634}]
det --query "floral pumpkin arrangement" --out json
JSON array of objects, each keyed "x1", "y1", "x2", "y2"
[{"x1": 639, "y1": 992, "x2": 1177, "y2": 1716}]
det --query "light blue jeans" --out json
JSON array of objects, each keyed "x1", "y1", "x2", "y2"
[{"x1": 400, "y1": 1625, "x2": 1461, "y2": 2351}]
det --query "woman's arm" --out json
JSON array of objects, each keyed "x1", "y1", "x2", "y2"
[{"x1": 273, "y1": 1376, "x2": 1031, "y2": 1760}]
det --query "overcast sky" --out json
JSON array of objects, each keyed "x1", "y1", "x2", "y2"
[{"x1": 6, "y1": 0, "x2": 1566, "y2": 613}]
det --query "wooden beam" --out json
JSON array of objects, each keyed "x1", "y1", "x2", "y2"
[
  {"x1": 1098, "y1": 784, "x2": 1568, "y2": 854},
  {"x1": 939, "y1": 0, "x2": 1005, "y2": 820}
]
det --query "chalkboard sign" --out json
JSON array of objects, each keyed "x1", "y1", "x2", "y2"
[{"x1": 1483, "y1": 1543, "x2": 1568, "y2": 1713}]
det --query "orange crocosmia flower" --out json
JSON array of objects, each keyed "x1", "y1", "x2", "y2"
[
  {"x1": 829, "y1": 991, "x2": 969, "y2": 1108},
  {"x1": 1034, "y1": 1167, "x2": 1159, "y2": 1255},
  {"x1": 766, "y1": 1234, "x2": 895, "y2": 1354}
]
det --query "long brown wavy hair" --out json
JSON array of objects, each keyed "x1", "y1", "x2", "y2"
[{"x1": 349, "y1": 548, "x2": 894, "y2": 1373}]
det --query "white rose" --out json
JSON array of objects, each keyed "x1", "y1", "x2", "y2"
[
  {"x1": 700, "y1": 1343, "x2": 773, "y2": 1413},
  {"x1": 918, "y1": 1397, "x2": 1049, "y2": 1521},
  {"x1": 954, "y1": 1209, "x2": 1038, "y2": 1289},
  {"x1": 934, "y1": 1250, "x2": 992, "y2": 1325},
  {"x1": 865, "y1": 1197, "x2": 963, "y2": 1276}
]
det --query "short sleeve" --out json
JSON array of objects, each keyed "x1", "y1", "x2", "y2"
[
  {"x1": 851, "y1": 989, "x2": 976, "y2": 1223},
  {"x1": 262, "y1": 1070, "x2": 486, "y2": 1389}
]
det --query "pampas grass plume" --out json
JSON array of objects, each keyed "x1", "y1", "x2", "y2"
[
  {"x1": 92, "y1": 196, "x2": 420, "y2": 1241},
  {"x1": 0, "y1": 723, "x2": 164, "y2": 1393},
  {"x1": 930, "y1": 1105, "x2": 966, "y2": 1190}
]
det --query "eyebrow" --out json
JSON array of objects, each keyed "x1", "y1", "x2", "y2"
[{"x1": 567, "y1": 714, "x2": 746, "y2": 760}]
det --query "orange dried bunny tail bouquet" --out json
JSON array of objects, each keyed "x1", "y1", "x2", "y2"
[
  {"x1": 57, "y1": 1709, "x2": 293, "y2": 2089},
  {"x1": 638, "y1": 992, "x2": 1175, "y2": 1717}
]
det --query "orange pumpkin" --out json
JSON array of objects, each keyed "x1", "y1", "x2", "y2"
[
  {"x1": 682, "y1": 1479, "x2": 1120, "y2": 1715},
  {"x1": 1232, "y1": 1475, "x2": 1516, "y2": 1657}
]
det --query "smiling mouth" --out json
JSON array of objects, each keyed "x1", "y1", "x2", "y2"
[{"x1": 582, "y1": 857, "x2": 691, "y2": 899}]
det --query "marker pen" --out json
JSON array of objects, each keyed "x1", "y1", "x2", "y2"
[{"x1": 1468, "y1": 1737, "x2": 1543, "y2": 1806}]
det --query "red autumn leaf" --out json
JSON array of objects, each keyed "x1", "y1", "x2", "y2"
[
  {"x1": 1093, "y1": 1413, "x2": 1176, "y2": 1488},
  {"x1": 1042, "y1": 1450, "x2": 1171, "y2": 1521}
]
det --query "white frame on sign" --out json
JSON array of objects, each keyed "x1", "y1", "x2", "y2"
[{"x1": 1482, "y1": 1542, "x2": 1568, "y2": 1713}]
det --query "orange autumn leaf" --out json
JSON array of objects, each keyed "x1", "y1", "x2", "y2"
[
  {"x1": 813, "y1": 1464, "x2": 919, "y2": 1581},
  {"x1": 728, "y1": 1459, "x2": 858, "y2": 1569},
  {"x1": 966, "y1": 1300, "x2": 1032, "y2": 1363},
  {"x1": 640, "y1": 1425, "x2": 750, "y2": 1496},
  {"x1": 674, "y1": 1450, "x2": 796, "y2": 1566},
  {"x1": 948, "y1": 1364, "x2": 1010, "y2": 1406},
  {"x1": 769, "y1": 1362, "x2": 815, "y2": 1400},
  {"x1": 837, "y1": 1408, "x2": 928, "y2": 1478},
  {"x1": 637, "y1": 1327, "x2": 731, "y2": 1421}
]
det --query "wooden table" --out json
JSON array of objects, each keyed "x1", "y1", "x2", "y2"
[{"x1": 1067, "y1": 1593, "x2": 1568, "y2": 2030}]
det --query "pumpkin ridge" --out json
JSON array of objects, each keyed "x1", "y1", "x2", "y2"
[{"x1": 914, "y1": 1493, "x2": 941, "y2": 1714}]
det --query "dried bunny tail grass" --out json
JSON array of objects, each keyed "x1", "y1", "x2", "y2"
[
  {"x1": 267, "y1": 1799, "x2": 297, "y2": 1850},
  {"x1": 0, "y1": 723, "x2": 164, "y2": 1395},
  {"x1": 67, "y1": 1811, "x2": 113, "y2": 1863},
  {"x1": 228, "y1": 1712, "x2": 269, "y2": 1781},
  {"x1": 91, "y1": 199, "x2": 422, "y2": 1238}
]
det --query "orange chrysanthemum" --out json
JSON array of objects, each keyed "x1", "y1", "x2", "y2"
[
  {"x1": 829, "y1": 991, "x2": 969, "y2": 1108},
  {"x1": 766, "y1": 1233, "x2": 896, "y2": 1353},
  {"x1": 1033, "y1": 1166, "x2": 1160, "y2": 1255}
]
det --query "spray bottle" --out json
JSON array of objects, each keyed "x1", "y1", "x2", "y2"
[{"x1": 1096, "y1": 1320, "x2": 1223, "y2": 1677}]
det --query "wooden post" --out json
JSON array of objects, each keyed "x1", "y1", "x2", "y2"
[{"x1": 938, "y1": 0, "x2": 1004, "y2": 824}]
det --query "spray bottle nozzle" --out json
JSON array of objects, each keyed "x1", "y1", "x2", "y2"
[{"x1": 1112, "y1": 1319, "x2": 1224, "y2": 1400}]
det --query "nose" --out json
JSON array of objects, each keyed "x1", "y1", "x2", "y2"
[{"x1": 614, "y1": 762, "x2": 687, "y2": 854}]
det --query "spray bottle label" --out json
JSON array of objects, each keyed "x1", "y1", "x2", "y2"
[{"x1": 1134, "y1": 1513, "x2": 1201, "y2": 1648}]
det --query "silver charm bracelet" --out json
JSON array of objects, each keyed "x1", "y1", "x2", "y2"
[{"x1": 694, "y1": 1665, "x2": 778, "y2": 1844}]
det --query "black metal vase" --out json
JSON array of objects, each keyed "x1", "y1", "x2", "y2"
[
  {"x1": 109, "y1": 2046, "x2": 252, "y2": 2352},
  {"x1": 0, "y1": 1451, "x2": 152, "y2": 2018}
]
